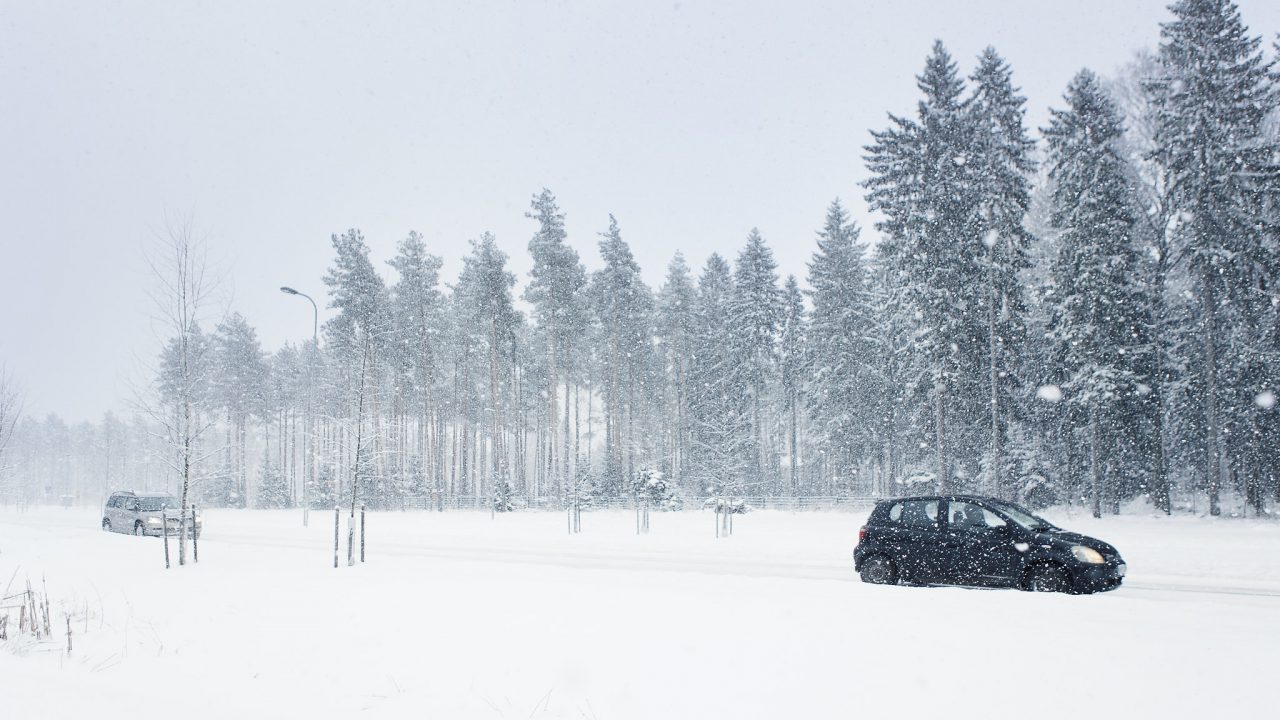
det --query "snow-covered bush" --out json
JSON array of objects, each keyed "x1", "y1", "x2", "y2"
[
  {"x1": 630, "y1": 467, "x2": 672, "y2": 506},
  {"x1": 491, "y1": 473, "x2": 514, "y2": 513}
]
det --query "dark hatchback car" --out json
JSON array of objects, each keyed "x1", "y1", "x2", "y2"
[{"x1": 853, "y1": 495, "x2": 1126, "y2": 594}]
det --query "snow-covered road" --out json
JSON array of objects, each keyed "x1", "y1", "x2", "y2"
[{"x1": 3, "y1": 505, "x2": 1279, "y2": 719}]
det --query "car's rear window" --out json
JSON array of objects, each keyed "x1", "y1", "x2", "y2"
[
  {"x1": 136, "y1": 496, "x2": 179, "y2": 512},
  {"x1": 885, "y1": 500, "x2": 939, "y2": 528}
]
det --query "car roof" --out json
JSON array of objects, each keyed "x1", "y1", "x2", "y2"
[
  {"x1": 111, "y1": 491, "x2": 174, "y2": 497},
  {"x1": 878, "y1": 494, "x2": 1007, "y2": 504}
]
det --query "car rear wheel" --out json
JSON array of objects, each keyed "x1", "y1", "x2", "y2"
[
  {"x1": 859, "y1": 555, "x2": 898, "y2": 585},
  {"x1": 102, "y1": 519, "x2": 111, "y2": 532},
  {"x1": 134, "y1": 521, "x2": 145, "y2": 537},
  {"x1": 1026, "y1": 564, "x2": 1066, "y2": 593}
]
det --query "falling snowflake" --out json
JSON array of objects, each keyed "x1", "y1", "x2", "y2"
[
  {"x1": 1036, "y1": 385, "x2": 1063, "y2": 402},
  {"x1": 1256, "y1": 390, "x2": 1276, "y2": 409}
]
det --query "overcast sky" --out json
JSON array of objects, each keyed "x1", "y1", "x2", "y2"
[{"x1": 2, "y1": 0, "x2": 1278, "y2": 423}]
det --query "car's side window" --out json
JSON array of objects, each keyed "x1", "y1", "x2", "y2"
[
  {"x1": 108, "y1": 495, "x2": 120, "y2": 508},
  {"x1": 898, "y1": 500, "x2": 940, "y2": 529},
  {"x1": 947, "y1": 502, "x2": 1007, "y2": 532},
  {"x1": 124, "y1": 497, "x2": 138, "y2": 512}
]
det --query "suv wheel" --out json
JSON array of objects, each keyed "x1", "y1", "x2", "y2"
[
  {"x1": 134, "y1": 521, "x2": 146, "y2": 537},
  {"x1": 1026, "y1": 564, "x2": 1065, "y2": 593},
  {"x1": 102, "y1": 519, "x2": 111, "y2": 532},
  {"x1": 859, "y1": 555, "x2": 898, "y2": 585}
]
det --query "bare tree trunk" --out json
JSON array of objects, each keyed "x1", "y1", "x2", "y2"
[
  {"x1": 563, "y1": 373, "x2": 571, "y2": 493},
  {"x1": 1203, "y1": 274, "x2": 1221, "y2": 516},
  {"x1": 351, "y1": 336, "x2": 373, "y2": 520},
  {"x1": 547, "y1": 320, "x2": 559, "y2": 497},
  {"x1": 489, "y1": 319, "x2": 505, "y2": 485},
  {"x1": 934, "y1": 384, "x2": 948, "y2": 493},
  {"x1": 988, "y1": 258, "x2": 1002, "y2": 499},
  {"x1": 788, "y1": 393, "x2": 798, "y2": 495},
  {"x1": 587, "y1": 380, "x2": 594, "y2": 469},
  {"x1": 1090, "y1": 406, "x2": 1103, "y2": 519},
  {"x1": 1151, "y1": 384, "x2": 1170, "y2": 514}
]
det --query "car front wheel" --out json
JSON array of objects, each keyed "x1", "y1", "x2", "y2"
[
  {"x1": 102, "y1": 519, "x2": 111, "y2": 532},
  {"x1": 859, "y1": 555, "x2": 898, "y2": 585},
  {"x1": 134, "y1": 521, "x2": 145, "y2": 537}
]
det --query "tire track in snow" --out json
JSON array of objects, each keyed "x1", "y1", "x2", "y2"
[{"x1": 211, "y1": 532, "x2": 1280, "y2": 598}]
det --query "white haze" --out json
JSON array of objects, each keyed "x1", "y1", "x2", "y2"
[{"x1": 2, "y1": 0, "x2": 1278, "y2": 421}]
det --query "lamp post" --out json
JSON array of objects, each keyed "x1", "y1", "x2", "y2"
[{"x1": 281, "y1": 286, "x2": 317, "y2": 527}]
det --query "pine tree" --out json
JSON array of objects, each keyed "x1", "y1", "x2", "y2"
[
  {"x1": 657, "y1": 253, "x2": 698, "y2": 488},
  {"x1": 322, "y1": 229, "x2": 388, "y2": 513},
  {"x1": 805, "y1": 200, "x2": 879, "y2": 492},
  {"x1": 388, "y1": 231, "x2": 445, "y2": 499},
  {"x1": 255, "y1": 447, "x2": 291, "y2": 509},
  {"x1": 589, "y1": 215, "x2": 654, "y2": 495},
  {"x1": 727, "y1": 229, "x2": 782, "y2": 491},
  {"x1": 778, "y1": 275, "x2": 805, "y2": 495},
  {"x1": 687, "y1": 254, "x2": 749, "y2": 494},
  {"x1": 524, "y1": 189, "x2": 586, "y2": 499},
  {"x1": 967, "y1": 47, "x2": 1037, "y2": 498},
  {"x1": 211, "y1": 313, "x2": 268, "y2": 508},
  {"x1": 456, "y1": 233, "x2": 518, "y2": 503},
  {"x1": 864, "y1": 41, "x2": 987, "y2": 492},
  {"x1": 1145, "y1": 0, "x2": 1280, "y2": 515},
  {"x1": 1044, "y1": 69, "x2": 1156, "y2": 518}
]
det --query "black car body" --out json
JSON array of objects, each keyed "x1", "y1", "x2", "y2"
[{"x1": 853, "y1": 495, "x2": 1126, "y2": 593}]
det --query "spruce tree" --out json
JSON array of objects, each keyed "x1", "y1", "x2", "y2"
[
  {"x1": 864, "y1": 41, "x2": 987, "y2": 492},
  {"x1": 255, "y1": 447, "x2": 291, "y2": 509},
  {"x1": 1145, "y1": 0, "x2": 1280, "y2": 514},
  {"x1": 968, "y1": 47, "x2": 1036, "y2": 497},
  {"x1": 727, "y1": 229, "x2": 782, "y2": 490},
  {"x1": 657, "y1": 253, "x2": 698, "y2": 488},
  {"x1": 687, "y1": 254, "x2": 747, "y2": 493},
  {"x1": 805, "y1": 200, "x2": 879, "y2": 492},
  {"x1": 1044, "y1": 69, "x2": 1156, "y2": 518},
  {"x1": 778, "y1": 275, "x2": 805, "y2": 495}
]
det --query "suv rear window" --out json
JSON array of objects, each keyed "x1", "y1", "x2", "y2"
[{"x1": 886, "y1": 500, "x2": 939, "y2": 528}]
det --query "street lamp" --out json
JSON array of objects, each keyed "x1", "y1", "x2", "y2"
[{"x1": 280, "y1": 286, "x2": 318, "y2": 527}]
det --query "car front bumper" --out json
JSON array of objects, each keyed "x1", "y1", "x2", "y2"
[
  {"x1": 145, "y1": 523, "x2": 201, "y2": 537},
  {"x1": 1069, "y1": 560, "x2": 1126, "y2": 592}
]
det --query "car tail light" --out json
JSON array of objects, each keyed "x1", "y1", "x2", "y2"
[{"x1": 858, "y1": 526, "x2": 869, "y2": 543}]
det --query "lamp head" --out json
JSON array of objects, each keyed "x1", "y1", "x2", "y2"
[{"x1": 280, "y1": 286, "x2": 299, "y2": 295}]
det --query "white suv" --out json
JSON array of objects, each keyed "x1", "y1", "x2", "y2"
[{"x1": 102, "y1": 491, "x2": 201, "y2": 538}]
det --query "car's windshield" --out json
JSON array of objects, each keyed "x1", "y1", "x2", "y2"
[
  {"x1": 986, "y1": 500, "x2": 1055, "y2": 531},
  {"x1": 136, "y1": 496, "x2": 179, "y2": 512}
]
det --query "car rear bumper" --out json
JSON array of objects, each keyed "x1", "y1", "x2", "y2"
[{"x1": 852, "y1": 544, "x2": 869, "y2": 570}]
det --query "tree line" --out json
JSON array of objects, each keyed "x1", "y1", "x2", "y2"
[{"x1": 3, "y1": 0, "x2": 1277, "y2": 518}]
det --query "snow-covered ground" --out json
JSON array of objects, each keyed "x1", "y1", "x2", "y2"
[{"x1": 2, "y1": 504, "x2": 1278, "y2": 719}]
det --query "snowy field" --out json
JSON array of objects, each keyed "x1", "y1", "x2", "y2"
[{"x1": 3, "y1": 505, "x2": 1279, "y2": 719}]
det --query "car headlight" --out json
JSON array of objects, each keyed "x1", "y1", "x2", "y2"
[
  {"x1": 147, "y1": 517, "x2": 162, "y2": 525},
  {"x1": 1071, "y1": 545, "x2": 1105, "y2": 564}
]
